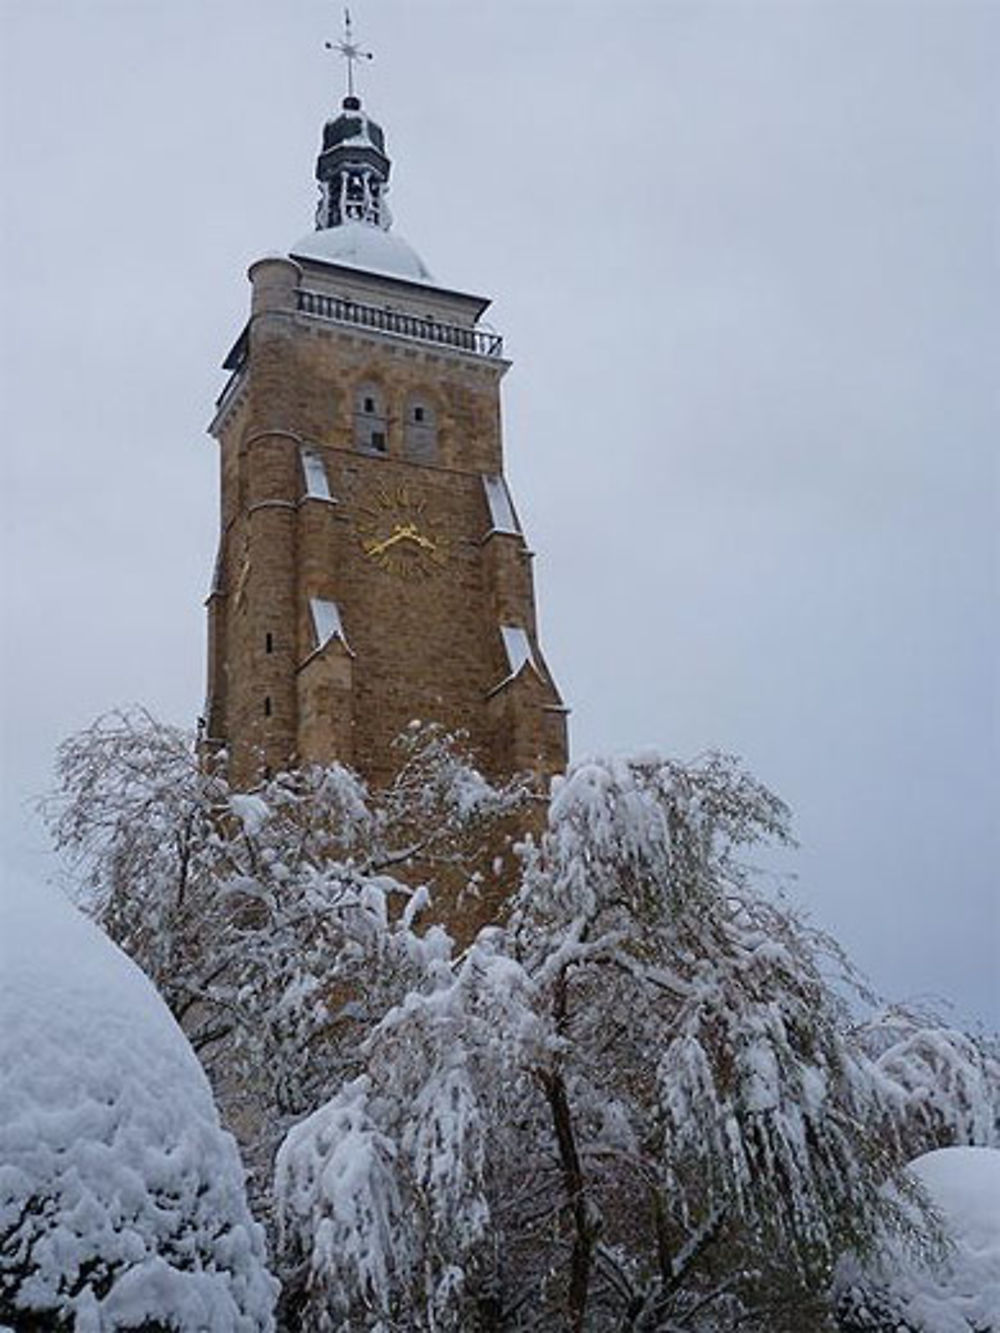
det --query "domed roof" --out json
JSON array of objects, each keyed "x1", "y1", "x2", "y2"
[{"x1": 290, "y1": 221, "x2": 434, "y2": 284}]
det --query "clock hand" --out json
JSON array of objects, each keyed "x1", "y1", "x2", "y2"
[
  {"x1": 365, "y1": 523, "x2": 419, "y2": 557},
  {"x1": 364, "y1": 522, "x2": 438, "y2": 559},
  {"x1": 364, "y1": 526, "x2": 405, "y2": 557}
]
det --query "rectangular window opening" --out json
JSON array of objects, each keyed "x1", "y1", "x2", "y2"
[
  {"x1": 364, "y1": 397, "x2": 375, "y2": 414},
  {"x1": 264, "y1": 696, "x2": 272, "y2": 717},
  {"x1": 370, "y1": 430, "x2": 386, "y2": 452},
  {"x1": 265, "y1": 632, "x2": 273, "y2": 654}
]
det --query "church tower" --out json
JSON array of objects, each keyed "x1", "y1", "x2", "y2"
[{"x1": 203, "y1": 41, "x2": 567, "y2": 790}]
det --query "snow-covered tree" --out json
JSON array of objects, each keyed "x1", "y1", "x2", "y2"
[
  {"x1": 42, "y1": 710, "x2": 527, "y2": 1202},
  {"x1": 0, "y1": 873, "x2": 276, "y2": 1331},
  {"x1": 269, "y1": 753, "x2": 1000, "y2": 1331},
  {"x1": 44, "y1": 714, "x2": 1000, "y2": 1330}
]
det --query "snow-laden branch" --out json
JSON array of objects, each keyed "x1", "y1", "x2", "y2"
[{"x1": 40, "y1": 715, "x2": 998, "y2": 1331}]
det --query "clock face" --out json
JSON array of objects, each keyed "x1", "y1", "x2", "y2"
[{"x1": 355, "y1": 485, "x2": 449, "y2": 580}]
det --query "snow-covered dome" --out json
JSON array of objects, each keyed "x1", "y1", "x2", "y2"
[
  {"x1": 291, "y1": 220, "x2": 434, "y2": 284},
  {"x1": 0, "y1": 874, "x2": 277, "y2": 1330}
]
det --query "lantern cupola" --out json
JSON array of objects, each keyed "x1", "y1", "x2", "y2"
[{"x1": 315, "y1": 95, "x2": 392, "y2": 231}]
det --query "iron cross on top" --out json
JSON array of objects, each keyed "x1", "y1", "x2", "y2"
[{"x1": 326, "y1": 7, "x2": 373, "y2": 101}]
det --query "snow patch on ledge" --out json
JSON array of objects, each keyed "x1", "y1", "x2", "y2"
[
  {"x1": 300, "y1": 446, "x2": 334, "y2": 502},
  {"x1": 482, "y1": 474, "x2": 520, "y2": 535},
  {"x1": 310, "y1": 596, "x2": 352, "y2": 654},
  {"x1": 487, "y1": 625, "x2": 540, "y2": 697}
]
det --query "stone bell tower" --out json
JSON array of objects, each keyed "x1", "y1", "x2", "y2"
[{"x1": 203, "y1": 50, "x2": 567, "y2": 790}]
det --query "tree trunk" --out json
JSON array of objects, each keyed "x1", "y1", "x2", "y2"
[{"x1": 540, "y1": 1065, "x2": 596, "y2": 1332}]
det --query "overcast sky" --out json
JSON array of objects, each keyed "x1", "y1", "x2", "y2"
[{"x1": 1, "y1": 0, "x2": 997, "y2": 1027}]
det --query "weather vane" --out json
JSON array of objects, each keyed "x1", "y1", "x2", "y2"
[{"x1": 325, "y1": 7, "x2": 373, "y2": 102}]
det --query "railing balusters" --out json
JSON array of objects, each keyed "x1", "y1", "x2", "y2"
[{"x1": 294, "y1": 288, "x2": 502, "y2": 359}]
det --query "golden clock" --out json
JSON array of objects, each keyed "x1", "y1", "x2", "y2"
[{"x1": 355, "y1": 485, "x2": 449, "y2": 580}]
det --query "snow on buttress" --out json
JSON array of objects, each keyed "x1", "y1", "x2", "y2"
[{"x1": 0, "y1": 873, "x2": 277, "y2": 1331}]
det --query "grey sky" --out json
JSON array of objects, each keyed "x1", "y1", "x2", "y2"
[{"x1": 1, "y1": 1, "x2": 997, "y2": 1026}]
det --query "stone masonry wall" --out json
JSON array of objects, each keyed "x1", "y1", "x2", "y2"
[{"x1": 209, "y1": 259, "x2": 567, "y2": 790}]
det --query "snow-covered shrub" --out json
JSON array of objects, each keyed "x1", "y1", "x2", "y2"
[
  {"x1": 0, "y1": 875, "x2": 276, "y2": 1331},
  {"x1": 835, "y1": 1147, "x2": 1000, "y2": 1332}
]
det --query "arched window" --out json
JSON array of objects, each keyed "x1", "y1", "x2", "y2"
[
  {"x1": 354, "y1": 381, "x2": 388, "y2": 453},
  {"x1": 404, "y1": 393, "x2": 437, "y2": 462}
]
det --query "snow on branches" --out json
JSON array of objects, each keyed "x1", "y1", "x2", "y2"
[
  {"x1": 41, "y1": 714, "x2": 1000, "y2": 1331},
  {"x1": 268, "y1": 751, "x2": 999, "y2": 1330}
]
